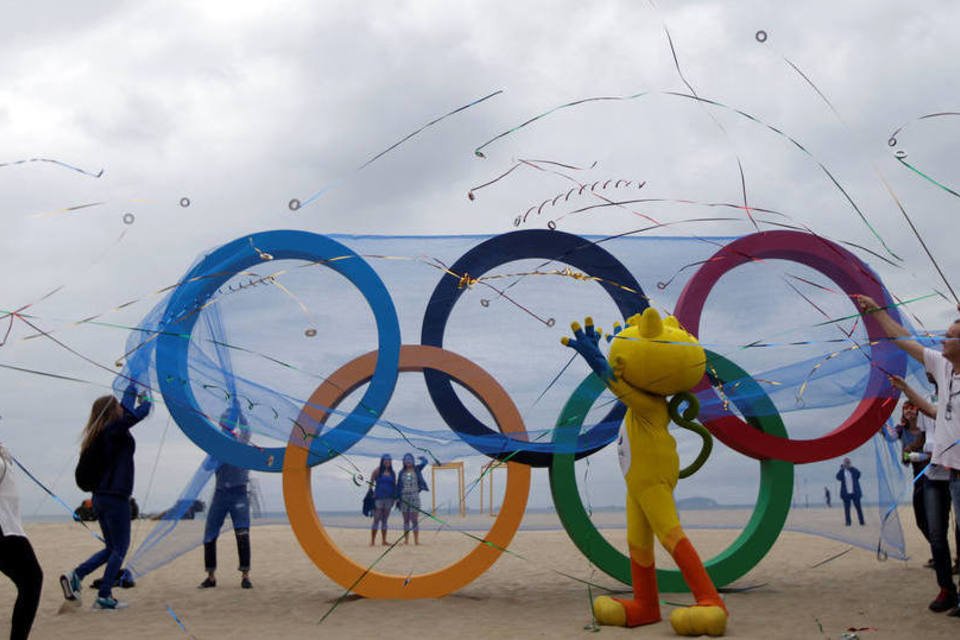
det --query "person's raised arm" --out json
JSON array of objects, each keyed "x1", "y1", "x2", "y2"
[
  {"x1": 852, "y1": 294, "x2": 924, "y2": 363},
  {"x1": 889, "y1": 375, "x2": 936, "y2": 419},
  {"x1": 110, "y1": 383, "x2": 152, "y2": 432}
]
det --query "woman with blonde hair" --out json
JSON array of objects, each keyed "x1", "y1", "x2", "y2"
[
  {"x1": 59, "y1": 384, "x2": 151, "y2": 610},
  {"x1": 0, "y1": 444, "x2": 43, "y2": 639}
]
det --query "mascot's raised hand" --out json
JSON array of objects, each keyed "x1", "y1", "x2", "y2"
[
  {"x1": 562, "y1": 308, "x2": 728, "y2": 637},
  {"x1": 560, "y1": 317, "x2": 612, "y2": 382}
]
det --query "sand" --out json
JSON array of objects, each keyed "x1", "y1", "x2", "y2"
[{"x1": 2, "y1": 510, "x2": 957, "y2": 639}]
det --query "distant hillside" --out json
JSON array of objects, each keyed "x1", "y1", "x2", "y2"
[{"x1": 676, "y1": 497, "x2": 720, "y2": 510}]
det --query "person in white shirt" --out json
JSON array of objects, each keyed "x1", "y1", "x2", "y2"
[
  {"x1": 0, "y1": 446, "x2": 43, "y2": 639},
  {"x1": 855, "y1": 295, "x2": 960, "y2": 613},
  {"x1": 894, "y1": 375, "x2": 958, "y2": 606}
]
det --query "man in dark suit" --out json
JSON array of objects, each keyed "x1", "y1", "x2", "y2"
[{"x1": 836, "y1": 457, "x2": 865, "y2": 526}]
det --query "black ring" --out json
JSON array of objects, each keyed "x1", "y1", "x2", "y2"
[{"x1": 420, "y1": 229, "x2": 647, "y2": 466}]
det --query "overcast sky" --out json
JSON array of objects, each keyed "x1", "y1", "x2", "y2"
[{"x1": 1, "y1": 0, "x2": 958, "y2": 527}]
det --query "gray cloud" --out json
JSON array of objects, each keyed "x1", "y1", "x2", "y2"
[{"x1": 1, "y1": 1, "x2": 958, "y2": 521}]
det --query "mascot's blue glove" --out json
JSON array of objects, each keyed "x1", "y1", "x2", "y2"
[{"x1": 561, "y1": 317, "x2": 614, "y2": 382}]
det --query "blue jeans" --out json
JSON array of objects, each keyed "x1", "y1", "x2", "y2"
[
  {"x1": 76, "y1": 494, "x2": 131, "y2": 598},
  {"x1": 925, "y1": 479, "x2": 955, "y2": 592},
  {"x1": 203, "y1": 487, "x2": 251, "y2": 572}
]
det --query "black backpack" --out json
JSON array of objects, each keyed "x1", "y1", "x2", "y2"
[{"x1": 75, "y1": 433, "x2": 107, "y2": 492}]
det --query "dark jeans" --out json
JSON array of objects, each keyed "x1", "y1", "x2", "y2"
[
  {"x1": 913, "y1": 475, "x2": 930, "y2": 543},
  {"x1": 950, "y1": 474, "x2": 960, "y2": 566},
  {"x1": 0, "y1": 532, "x2": 42, "y2": 640},
  {"x1": 76, "y1": 493, "x2": 131, "y2": 598},
  {"x1": 203, "y1": 487, "x2": 251, "y2": 572},
  {"x1": 841, "y1": 494, "x2": 864, "y2": 526},
  {"x1": 925, "y1": 479, "x2": 955, "y2": 592}
]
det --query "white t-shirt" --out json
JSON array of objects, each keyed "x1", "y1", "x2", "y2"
[
  {"x1": 917, "y1": 405, "x2": 949, "y2": 480},
  {"x1": 0, "y1": 457, "x2": 27, "y2": 537},
  {"x1": 923, "y1": 348, "x2": 960, "y2": 471}
]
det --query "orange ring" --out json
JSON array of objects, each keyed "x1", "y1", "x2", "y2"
[{"x1": 282, "y1": 345, "x2": 531, "y2": 599}]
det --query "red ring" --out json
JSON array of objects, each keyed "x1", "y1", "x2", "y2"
[{"x1": 674, "y1": 230, "x2": 906, "y2": 463}]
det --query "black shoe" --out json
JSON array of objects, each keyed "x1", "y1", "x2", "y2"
[
  {"x1": 948, "y1": 606, "x2": 960, "y2": 617},
  {"x1": 241, "y1": 577, "x2": 252, "y2": 589},
  {"x1": 930, "y1": 589, "x2": 958, "y2": 612},
  {"x1": 925, "y1": 558, "x2": 936, "y2": 569},
  {"x1": 198, "y1": 577, "x2": 216, "y2": 589}
]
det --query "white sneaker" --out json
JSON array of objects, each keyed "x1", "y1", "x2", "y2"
[{"x1": 59, "y1": 571, "x2": 81, "y2": 601}]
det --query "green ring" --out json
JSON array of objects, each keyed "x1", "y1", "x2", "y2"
[{"x1": 548, "y1": 350, "x2": 793, "y2": 591}]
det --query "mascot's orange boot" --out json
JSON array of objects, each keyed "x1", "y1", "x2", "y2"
[
  {"x1": 669, "y1": 537, "x2": 728, "y2": 635},
  {"x1": 594, "y1": 553, "x2": 661, "y2": 627}
]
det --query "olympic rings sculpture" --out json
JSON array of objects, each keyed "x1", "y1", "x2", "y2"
[{"x1": 153, "y1": 228, "x2": 907, "y2": 599}]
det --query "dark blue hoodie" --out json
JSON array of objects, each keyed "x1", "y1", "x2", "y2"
[{"x1": 95, "y1": 385, "x2": 151, "y2": 498}]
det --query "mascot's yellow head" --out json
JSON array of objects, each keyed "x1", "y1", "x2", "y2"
[{"x1": 607, "y1": 307, "x2": 705, "y2": 396}]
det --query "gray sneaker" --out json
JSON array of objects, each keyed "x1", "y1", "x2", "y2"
[{"x1": 59, "y1": 571, "x2": 81, "y2": 601}]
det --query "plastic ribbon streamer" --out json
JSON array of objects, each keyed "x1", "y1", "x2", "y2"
[
  {"x1": 295, "y1": 90, "x2": 503, "y2": 209},
  {"x1": 895, "y1": 154, "x2": 960, "y2": 200},
  {"x1": 165, "y1": 605, "x2": 199, "y2": 639},
  {"x1": 0, "y1": 157, "x2": 103, "y2": 177},
  {"x1": 888, "y1": 111, "x2": 960, "y2": 148},
  {"x1": 473, "y1": 89, "x2": 899, "y2": 261},
  {"x1": 29, "y1": 201, "x2": 106, "y2": 218},
  {"x1": 654, "y1": 4, "x2": 759, "y2": 232},
  {"x1": 10, "y1": 456, "x2": 104, "y2": 543},
  {"x1": 764, "y1": 43, "x2": 958, "y2": 305},
  {"x1": 467, "y1": 158, "x2": 598, "y2": 201}
]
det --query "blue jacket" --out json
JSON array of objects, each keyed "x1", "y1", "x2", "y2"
[
  {"x1": 835, "y1": 466, "x2": 862, "y2": 499},
  {"x1": 95, "y1": 385, "x2": 151, "y2": 498}
]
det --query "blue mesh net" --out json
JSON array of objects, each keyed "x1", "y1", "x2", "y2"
[{"x1": 109, "y1": 232, "x2": 929, "y2": 578}]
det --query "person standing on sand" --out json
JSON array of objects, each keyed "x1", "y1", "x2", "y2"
[
  {"x1": 198, "y1": 407, "x2": 253, "y2": 590},
  {"x1": 835, "y1": 458, "x2": 864, "y2": 526},
  {"x1": 0, "y1": 445, "x2": 42, "y2": 639},
  {"x1": 59, "y1": 385, "x2": 151, "y2": 610},
  {"x1": 369, "y1": 454, "x2": 396, "y2": 546},
  {"x1": 853, "y1": 295, "x2": 960, "y2": 613},
  {"x1": 397, "y1": 454, "x2": 429, "y2": 545}
]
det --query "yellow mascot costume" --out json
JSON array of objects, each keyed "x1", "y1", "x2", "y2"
[{"x1": 562, "y1": 308, "x2": 727, "y2": 636}]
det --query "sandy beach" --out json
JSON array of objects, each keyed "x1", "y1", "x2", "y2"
[{"x1": 0, "y1": 508, "x2": 955, "y2": 639}]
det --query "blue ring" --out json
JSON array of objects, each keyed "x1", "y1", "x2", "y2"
[
  {"x1": 420, "y1": 229, "x2": 648, "y2": 466},
  {"x1": 156, "y1": 230, "x2": 401, "y2": 472}
]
